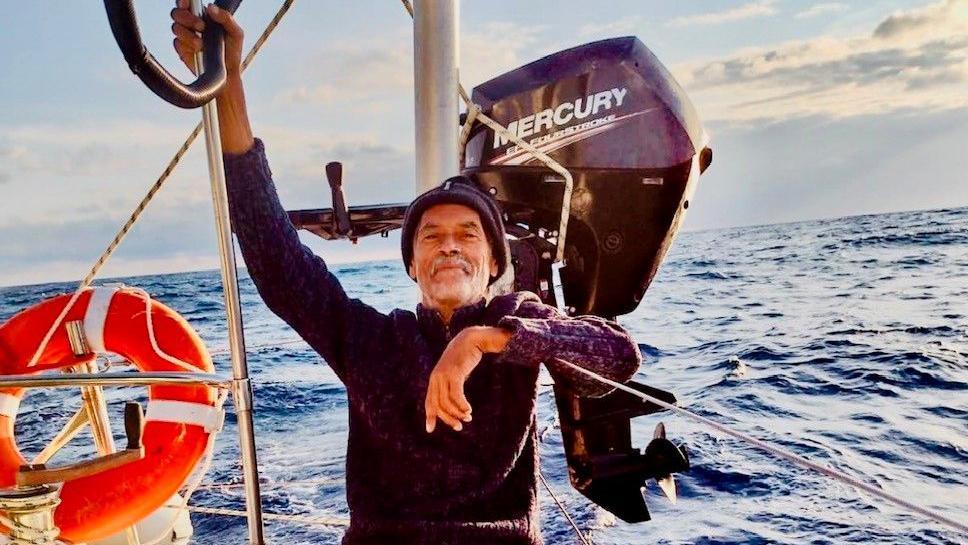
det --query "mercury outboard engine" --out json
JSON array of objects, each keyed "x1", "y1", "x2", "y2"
[
  {"x1": 461, "y1": 36, "x2": 707, "y2": 522},
  {"x1": 462, "y1": 36, "x2": 712, "y2": 318}
]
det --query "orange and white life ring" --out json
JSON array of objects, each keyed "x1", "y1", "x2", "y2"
[{"x1": 0, "y1": 286, "x2": 220, "y2": 544}]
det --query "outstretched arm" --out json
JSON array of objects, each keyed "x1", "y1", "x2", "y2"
[
  {"x1": 424, "y1": 299, "x2": 641, "y2": 432},
  {"x1": 496, "y1": 300, "x2": 642, "y2": 397}
]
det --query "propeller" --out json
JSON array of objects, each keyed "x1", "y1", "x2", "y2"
[
  {"x1": 652, "y1": 423, "x2": 678, "y2": 503},
  {"x1": 646, "y1": 422, "x2": 689, "y2": 504}
]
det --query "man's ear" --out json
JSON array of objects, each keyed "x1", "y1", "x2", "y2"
[
  {"x1": 408, "y1": 263, "x2": 416, "y2": 280},
  {"x1": 489, "y1": 256, "x2": 498, "y2": 278}
]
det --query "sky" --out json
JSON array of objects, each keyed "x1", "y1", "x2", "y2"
[{"x1": 0, "y1": 0, "x2": 966, "y2": 287}]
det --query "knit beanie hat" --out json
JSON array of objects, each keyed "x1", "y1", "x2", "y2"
[{"x1": 401, "y1": 176, "x2": 508, "y2": 285}]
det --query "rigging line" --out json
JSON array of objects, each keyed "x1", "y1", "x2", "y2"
[
  {"x1": 209, "y1": 338, "x2": 308, "y2": 356},
  {"x1": 539, "y1": 471, "x2": 594, "y2": 545},
  {"x1": 25, "y1": 0, "x2": 297, "y2": 369},
  {"x1": 196, "y1": 476, "x2": 344, "y2": 491},
  {"x1": 101, "y1": 339, "x2": 311, "y2": 368},
  {"x1": 552, "y1": 357, "x2": 968, "y2": 535},
  {"x1": 168, "y1": 504, "x2": 350, "y2": 528}
]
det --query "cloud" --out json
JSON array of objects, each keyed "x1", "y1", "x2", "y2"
[
  {"x1": 795, "y1": 3, "x2": 849, "y2": 19},
  {"x1": 0, "y1": 198, "x2": 401, "y2": 288},
  {"x1": 579, "y1": 15, "x2": 645, "y2": 38},
  {"x1": 462, "y1": 22, "x2": 547, "y2": 87},
  {"x1": 0, "y1": 122, "x2": 194, "y2": 178},
  {"x1": 667, "y1": 1, "x2": 778, "y2": 28},
  {"x1": 874, "y1": 0, "x2": 967, "y2": 40},
  {"x1": 271, "y1": 21, "x2": 546, "y2": 108},
  {"x1": 673, "y1": 0, "x2": 968, "y2": 122},
  {"x1": 268, "y1": 26, "x2": 413, "y2": 113},
  {"x1": 275, "y1": 45, "x2": 411, "y2": 108}
]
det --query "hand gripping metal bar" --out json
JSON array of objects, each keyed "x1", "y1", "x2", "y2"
[{"x1": 103, "y1": 0, "x2": 242, "y2": 109}]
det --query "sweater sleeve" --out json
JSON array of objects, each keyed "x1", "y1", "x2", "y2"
[
  {"x1": 223, "y1": 138, "x2": 388, "y2": 382},
  {"x1": 496, "y1": 301, "x2": 641, "y2": 397}
]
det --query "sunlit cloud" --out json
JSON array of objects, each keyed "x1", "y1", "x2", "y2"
[
  {"x1": 461, "y1": 22, "x2": 547, "y2": 87},
  {"x1": 795, "y1": 3, "x2": 849, "y2": 19},
  {"x1": 578, "y1": 15, "x2": 645, "y2": 38},
  {"x1": 271, "y1": 21, "x2": 546, "y2": 108},
  {"x1": 873, "y1": 0, "x2": 967, "y2": 39},
  {"x1": 666, "y1": 1, "x2": 778, "y2": 28},
  {"x1": 0, "y1": 122, "x2": 193, "y2": 177},
  {"x1": 674, "y1": 0, "x2": 968, "y2": 122}
]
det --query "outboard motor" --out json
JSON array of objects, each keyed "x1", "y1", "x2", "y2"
[
  {"x1": 462, "y1": 36, "x2": 712, "y2": 317},
  {"x1": 462, "y1": 36, "x2": 706, "y2": 522}
]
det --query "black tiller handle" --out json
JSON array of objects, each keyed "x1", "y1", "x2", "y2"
[{"x1": 103, "y1": 0, "x2": 243, "y2": 109}]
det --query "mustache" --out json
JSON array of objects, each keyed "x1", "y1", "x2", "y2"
[{"x1": 431, "y1": 255, "x2": 472, "y2": 275}]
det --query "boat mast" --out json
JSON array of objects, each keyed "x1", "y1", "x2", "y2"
[
  {"x1": 189, "y1": 1, "x2": 265, "y2": 543},
  {"x1": 413, "y1": 0, "x2": 460, "y2": 194}
]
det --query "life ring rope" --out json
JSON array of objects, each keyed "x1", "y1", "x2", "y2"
[
  {"x1": 125, "y1": 286, "x2": 205, "y2": 373},
  {"x1": 26, "y1": 284, "x2": 202, "y2": 374}
]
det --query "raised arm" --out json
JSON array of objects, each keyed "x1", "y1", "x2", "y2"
[{"x1": 172, "y1": 2, "x2": 386, "y2": 380}]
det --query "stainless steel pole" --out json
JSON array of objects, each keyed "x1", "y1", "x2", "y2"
[
  {"x1": 190, "y1": 2, "x2": 265, "y2": 543},
  {"x1": 413, "y1": 0, "x2": 460, "y2": 195}
]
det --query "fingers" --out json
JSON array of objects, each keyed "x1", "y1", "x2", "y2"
[
  {"x1": 432, "y1": 376, "x2": 463, "y2": 431},
  {"x1": 172, "y1": 22, "x2": 202, "y2": 50},
  {"x1": 435, "y1": 401, "x2": 463, "y2": 432},
  {"x1": 424, "y1": 375, "x2": 472, "y2": 433},
  {"x1": 171, "y1": 1, "x2": 202, "y2": 73},
  {"x1": 206, "y1": 4, "x2": 244, "y2": 40},
  {"x1": 425, "y1": 380, "x2": 438, "y2": 433},
  {"x1": 427, "y1": 379, "x2": 462, "y2": 432},
  {"x1": 447, "y1": 383, "x2": 472, "y2": 420},
  {"x1": 173, "y1": 39, "x2": 198, "y2": 74},
  {"x1": 170, "y1": 6, "x2": 204, "y2": 33}
]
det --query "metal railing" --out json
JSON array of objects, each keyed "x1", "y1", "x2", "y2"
[{"x1": 0, "y1": 372, "x2": 230, "y2": 390}]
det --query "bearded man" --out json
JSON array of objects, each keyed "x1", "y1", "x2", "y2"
[{"x1": 172, "y1": 3, "x2": 641, "y2": 544}]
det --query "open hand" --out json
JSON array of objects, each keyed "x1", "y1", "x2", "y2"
[{"x1": 424, "y1": 326, "x2": 511, "y2": 433}]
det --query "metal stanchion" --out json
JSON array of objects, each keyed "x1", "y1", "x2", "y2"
[{"x1": 190, "y1": 1, "x2": 265, "y2": 543}]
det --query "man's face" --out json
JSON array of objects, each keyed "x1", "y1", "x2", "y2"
[{"x1": 409, "y1": 203, "x2": 498, "y2": 312}]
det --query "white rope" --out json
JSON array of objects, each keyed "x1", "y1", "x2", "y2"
[
  {"x1": 197, "y1": 476, "x2": 342, "y2": 491},
  {"x1": 128, "y1": 287, "x2": 207, "y2": 373},
  {"x1": 551, "y1": 357, "x2": 968, "y2": 535},
  {"x1": 167, "y1": 504, "x2": 349, "y2": 528}
]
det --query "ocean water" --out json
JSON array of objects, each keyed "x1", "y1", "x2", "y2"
[{"x1": 1, "y1": 206, "x2": 965, "y2": 544}]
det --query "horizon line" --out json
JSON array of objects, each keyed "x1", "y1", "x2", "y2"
[{"x1": 1, "y1": 202, "x2": 964, "y2": 291}]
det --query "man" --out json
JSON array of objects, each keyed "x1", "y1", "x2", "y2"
[{"x1": 172, "y1": 3, "x2": 641, "y2": 544}]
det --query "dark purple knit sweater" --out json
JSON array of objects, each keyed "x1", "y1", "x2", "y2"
[{"x1": 223, "y1": 139, "x2": 641, "y2": 545}]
